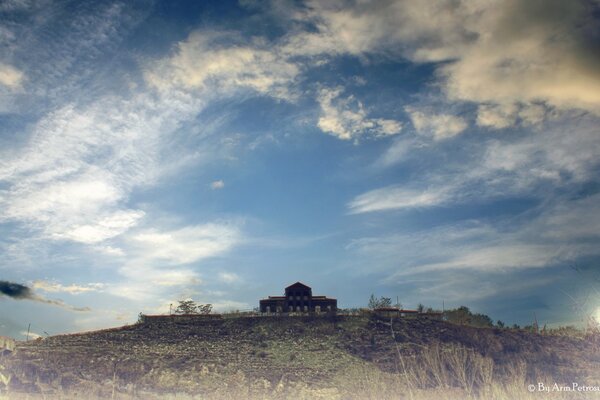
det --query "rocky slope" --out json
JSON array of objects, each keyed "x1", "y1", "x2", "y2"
[{"x1": 2, "y1": 314, "x2": 599, "y2": 399}]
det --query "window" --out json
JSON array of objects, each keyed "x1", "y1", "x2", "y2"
[{"x1": 304, "y1": 305, "x2": 308, "y2": 312}]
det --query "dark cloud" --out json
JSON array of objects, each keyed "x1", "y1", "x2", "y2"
[
  {"x1": 0, "y1": 280, "x2": 90, "y2": 312},
  {"x1": 0, "y1": 280, "x2": 33, "y2": 299}
]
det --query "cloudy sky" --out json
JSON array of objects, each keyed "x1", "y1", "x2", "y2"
[{"x1": 1, "y1": 0, "x2": 599, "y2": 338}]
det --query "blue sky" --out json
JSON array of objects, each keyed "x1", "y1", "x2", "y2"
[{"x1": 1, "y1": 0, "x2": 600, "y2": 338}]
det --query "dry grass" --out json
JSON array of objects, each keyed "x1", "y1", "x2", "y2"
[
  {"x1": 2, "y1": 315, "x2": 598, "y2": 400},
  {"x1": 3, "y1": 343, "x2": 596, "y2": 400}
]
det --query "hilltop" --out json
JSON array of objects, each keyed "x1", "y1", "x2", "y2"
[{"x1": 1, "y1": 313, "x2": 599, "y2": 399}]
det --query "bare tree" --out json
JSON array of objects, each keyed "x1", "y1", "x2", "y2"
[{"x1": 368, "y1": 294, "x2": 392, "y2": 309}]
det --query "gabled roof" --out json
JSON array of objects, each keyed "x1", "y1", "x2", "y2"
[{"x1": 285, "y1": 281, "x2": 311, "y2": 290}]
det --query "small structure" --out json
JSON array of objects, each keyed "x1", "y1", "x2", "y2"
[
  {"x1": 0, "y1": 336, "x2": 15, "y2": 356},
  {"x1": 260, "y1": 282, "x2": 337, "y2": 314},
  {"x1": 374, "y1": 307, "x2": 419, "y2": 318}
]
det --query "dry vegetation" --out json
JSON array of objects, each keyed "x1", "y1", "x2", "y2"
[{"x1": 1, "y1": 314, "x2": 598, "y2": 399}]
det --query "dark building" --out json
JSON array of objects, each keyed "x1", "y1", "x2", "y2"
[{"x1": 259, "y1": 282, "x2": 337, "y2": 313}]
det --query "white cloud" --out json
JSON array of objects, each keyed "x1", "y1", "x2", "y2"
[
  {"x1": 54, "y1": 210, "x2": 146, "y2": 244},
  {"x1": 414, "y1": 274, "x2": 559, "y2": 303},
  {"x1": 211, "y1": 180, "x2": 225, "y2": 190},
  {"x1": 103, "y1": 220, "x2": 243, "y2": 301},
  {"x1": 354, "y1": 112, "x2": 600, "y2": 214},
  {"x1": 372, "y1": 137, "x2": 427, "y2": 169},
  {"x1": 518, "y1": 103, "x2": 547, "y2": 126},
  {"x1": 403, "y1": 244, "x2": 564, "y2": 274},
  {"x1": 406, "y1": 107, "x2": 467, "y2": 139},
  {"x1": 348, "y1": 186, "x2": 449, "y2": 214},
  {"x1": 349, "y1": 192, "x2": 600, "y2": 279},
  {"x1": 284, "y1": 0, "x2": 600, "y2": 124},
  {"x1": 476, "y1": 103, "x2": 517, "y2": 129},
  {"x1": 146, "y1": 29, "x2": 405, "y2": 142},
  {"x1": 317, "y1": 87, "x2": 401, "y2": 140},
  {"x1": 129, "y1": 223, "x2": 240, "y2": 266},
  {"x1": 211, "y1": 300, "x2": 251, "y2": 312},
  {"x1": 218, "y1": 271, "x2": 240, "y2": 284},
  {"x1": 533, "y1": 194, "x2": 600, "y2": 242},
  {"x1": 32, "y1": 280, "x2": 105, "y2": 295},
  {"x1": 147, "y1": 32, "x2": 299, "y2": 100},
  {"x1": 0, "y1": 62, "x2": 23, "y2": 88},
  {"x1": 0, "y1": 75, "x2": 204, "y2": 244}
]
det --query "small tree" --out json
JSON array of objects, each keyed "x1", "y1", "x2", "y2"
[
  {"x1": 368, "y1": 294, "x2": 378, "y2": 309},
  {"x1": 174, "y1": 300, "x2": 213, "y2": 315},
  {"x1": 175, "y1": 300, "x2": 199, "y2": 314},
  {"x1": 368, "y1": 294, "x2": 393, "y2": 309},
  {"x1": 198, "y1": 303, "x2": 213, "y2": 314}
]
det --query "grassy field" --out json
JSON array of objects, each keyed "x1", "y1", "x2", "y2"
[{"x1": 1, "y1": 314, "x2": 598, "y2": 399}]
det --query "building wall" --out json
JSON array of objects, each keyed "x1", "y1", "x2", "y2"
[{"x1": 260, "y1": 297, "x2": 336, "y2": 313}]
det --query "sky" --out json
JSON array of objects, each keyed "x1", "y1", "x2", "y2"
[{"x1": 1, "y1": 0, "x2": 599, "y2": 339}]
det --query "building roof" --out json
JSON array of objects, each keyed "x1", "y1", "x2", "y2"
[
  {"x1": 285, "y1": 281, "x2": 311, "y2": 290},
  {"x1": 260, "y1": 295, "x2": 337, "y2": 301}
]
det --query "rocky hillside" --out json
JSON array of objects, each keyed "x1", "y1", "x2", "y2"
[{"x1": 2, "y1": 314, "x2": 599, "y2": 399}]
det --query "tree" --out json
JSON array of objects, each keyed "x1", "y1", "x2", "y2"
[
  {"x1": 443, "y1": 306, "x2": 494, "y2": 328},
  {"x1": 444, "y1": 306, "x2": 472, "y2": 325},
  {"x1": 174, "y1": 300, "x2": 212, "y2": 315},
  {"x1": 197, "y1": 303, "x2": 213, "y2": 314},
  {"x1": 175, "y1": 300, "x2": 198, "y2": 314},
  {"x1": 368, "y1": 294, "x2": 393, "y2": 309}
]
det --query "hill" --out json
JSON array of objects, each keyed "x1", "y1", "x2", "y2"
[{"x1": 1, "y1": 313, "x2": 599, "y2": 399}]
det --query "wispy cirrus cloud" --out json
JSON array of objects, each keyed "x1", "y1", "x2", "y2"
[
  {"x1": 353, "y1": 111, "x2": 600, "y2": 214},
  {"x1": 348, "y1": 186, "x2": 450, "y2": 214},
  {"x1": 32, "y1": 280, "x2": 105, "y2": 295},
  {"x1": 128, "y1": 223, "x2": 241, "y2": 266},
  {"x1": 349, "y1": 192, "x2": 600, "y2": 280},
  {"x1": 0, "y1": 91, "x2": 199, "y2": 244},
  {"x1": 107, "y1": 221, "x2": 243, "y2": 301}
]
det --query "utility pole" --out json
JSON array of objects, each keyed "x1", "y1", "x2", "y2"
[{"x1": 26, "y1": 323, "x2": 31, "y2": 341}]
